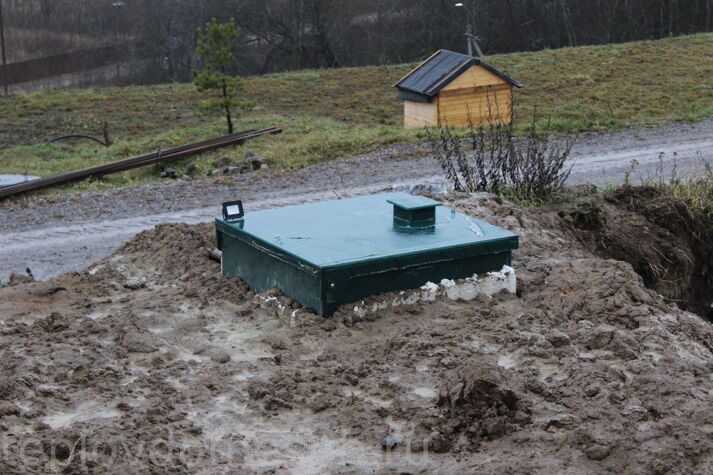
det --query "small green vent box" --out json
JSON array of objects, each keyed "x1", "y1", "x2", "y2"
[{"x1": 216, "y1": 193, "x2": 518, "y2": 316}]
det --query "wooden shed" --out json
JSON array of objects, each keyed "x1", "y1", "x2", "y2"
[{"x1": 394, "y1": 50, "x2": 523, "y2": 128}]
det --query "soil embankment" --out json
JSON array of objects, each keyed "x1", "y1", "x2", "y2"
[{"x1": 559, "y1": 186, "x2": 712, "y2": 320}]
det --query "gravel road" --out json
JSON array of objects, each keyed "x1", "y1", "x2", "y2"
[{"x1": 1, "y1": 119, "x2": 711, "y2": 280}]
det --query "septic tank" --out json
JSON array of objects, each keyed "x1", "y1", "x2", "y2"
[{"x1": 216, "y1": 192, "x2": 518, "y2": 316}]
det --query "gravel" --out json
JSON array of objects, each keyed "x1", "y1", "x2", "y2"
[{"x1": 1, "y1": 119, "x2": 712, "y2": 280}]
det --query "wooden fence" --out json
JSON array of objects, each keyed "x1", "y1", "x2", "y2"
[{"x1": 0, "y1": 46, "x2": 120, "y2": 86}]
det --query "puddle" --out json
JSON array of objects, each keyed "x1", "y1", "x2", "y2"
[
  {"x1": 367, "y1": 396, "x2": 393, "y2": 408},
  {"x1": 537, "y1": 363, "x2": 569, "y2": 383},
  {"x1": 232, "y1": 370, "x2": 256, "y2": 382},
  {"x1": 643, "y1": 351, "x2": 664, "y2": 363},
  {"x1": 43, "y1": 401, "x2": 121, "y2": 429},
  {"x1": 86, "y1": 310, "x2": 109, "y2": 321},
  {"x1": 165, "y1": 346, "x2": 205, "y2": 363},
  {"x1": 0, "y1": 174, "x2": 39, "y2": 186},
  {"x1": 204, "y1": 320, "x2": 273, "y2": 362},
  {"x1": 164, "y1": 376, "x2": 188, "y2": 390},
  {"x1": 341, "y1": 387, "x2": 363, "y2": 398},
  {"x1": 119, "y1": 374, "x2": 139, "y2": 386},
  {"x1": 185, "y1": 394, "x2": 248, "y2": 442},
  {"x1": 340, "y1": 387, "x2": 393, "y2": 408},
  {"x1": 497, "y1": 351, "x2": 521, "y2": 369},
  {"x1": 298, "y1": 350, "x2": 323, "y2": 361},
  {"x1": 461, "y1": 337, "x2": 500, "y2": 354},
  {"x1": 412, "y1": 387, "x2": 437, "y2": 399},
  {"x1": 298, "y1": 335, "x2": 324, "y2": 361},
  {"x1": 290, "y1": 437, "x2": 382, "y2": 474}
]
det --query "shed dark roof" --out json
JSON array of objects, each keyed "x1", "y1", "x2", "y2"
[{"x1": 394, "y1": 50, "x2": 523, "y2": 99}]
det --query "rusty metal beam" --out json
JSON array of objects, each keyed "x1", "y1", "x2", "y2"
[{"x1": 0, "y1": 127, "x2": 281, "y2": 200}]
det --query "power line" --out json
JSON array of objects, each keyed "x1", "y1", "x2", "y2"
[{"x1": 0, "y1": 0, "x2": 8, "y2": 94}]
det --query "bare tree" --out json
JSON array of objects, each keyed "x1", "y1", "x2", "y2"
[
  {"x1": 429, "y1": 96, "x2": 576, "y2": 200},
  {"x1": 1, "y1": 0, "x2": 712, "y2": 85}
]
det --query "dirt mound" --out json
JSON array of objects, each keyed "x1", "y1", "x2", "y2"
[
  {"x1": 83, "y1": 223, "x2": 249, "y2": 303},
  {"x1": 2, "y1": 192, "x2": 713, "y2": 473},
  {"x1": 435, "y1": 360, "x2": 530, "y2": 451},
  {"x1": 558, "y1": 186, "x2": 712, "y2": 320},
  {"x1": 4, "y1": 271, "x2": 33, "y2": 286},
  {"x1": 118, "y1": 223, "x2": 216, "y2": 281}
]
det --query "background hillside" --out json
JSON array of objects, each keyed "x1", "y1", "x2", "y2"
[
  {"x1": 2, "y1": 0, "x2": 713, "y2": 84},
  {"x1": 0, "y1": 33, "x2": 712, "y2": 190}
]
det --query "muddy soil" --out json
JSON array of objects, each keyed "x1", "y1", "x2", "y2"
[
  {"x1": 559, "y1": 186, "x2": 713, "y2": 320},
  {"x1": 2, "y1": 194, "x2": 713, "y2": 474}
]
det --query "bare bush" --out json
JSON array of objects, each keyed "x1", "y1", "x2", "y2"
[{"x1": 429, "y1": 100, "x2": 576, "y2": 201}]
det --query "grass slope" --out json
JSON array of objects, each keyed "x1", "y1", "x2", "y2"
[{"x1": 0, "y1": 33, "x2": 712, "y2": 191}]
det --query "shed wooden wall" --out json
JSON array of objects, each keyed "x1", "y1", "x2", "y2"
[
  {"x1": 442, "y1": 64, "x2": 504, "y2": 90},
  {"x1": 438, "y1": 84, "x2": 512, "y2": 127},
  {"x1": 438, "y1": 64, "x2": 512, "y2": 127},
  {"x1": 404, "y1": 100, "x2": 438, "y2": 127},
  {"x1": 402, "y1": 64, "x2": 514, "y2": 128}
]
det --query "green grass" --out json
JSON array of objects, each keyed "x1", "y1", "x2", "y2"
[
  {"x1": 1, "y1": 33, "x2": 712, "y2": 192},
  {"x1": 653, "y1": 163, "x2": 713, "y2": 236}
]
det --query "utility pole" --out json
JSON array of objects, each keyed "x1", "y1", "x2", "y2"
[
  {"x1": 465, "y1": 23, "x2": 483, "y2": 57},
  {"x1": 112, "y1": 2, "x2": 124, "y2": 80},
  {"x1": 466, "y1": 23, "x2": 473, "y2": 56},
  {"x1": 0, "y1": 0, "x2": 8, "y2": 95},
  {"x1": 455, "y1": 1, "x2": 483, "y2": 58}
]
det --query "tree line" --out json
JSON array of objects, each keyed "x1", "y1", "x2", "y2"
[{"x1": 1, "y1": 0, "x2": 712, "y2": 84}]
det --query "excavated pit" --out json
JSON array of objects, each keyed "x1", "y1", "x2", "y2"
[{"x1": 559, "y1": 186, "x2": 713, "y2": 321}]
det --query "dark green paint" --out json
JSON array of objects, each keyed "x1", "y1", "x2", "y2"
[
  {"x1": 388, "y1": 195, "x2": 441, "y2": 229},
  {"x1": 217, "y1": 192, "x2": 518, "y2": 316}
]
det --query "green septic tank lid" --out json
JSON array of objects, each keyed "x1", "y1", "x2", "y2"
[
  {"x1": 386, "y1": 194, "x2": 442, "y2": 210},
  {"x1": 218, "y1": 192, "x2": 517, "y2": 270},
  {"x1": 387, "y1": 194, "x2": 442, "y2": 230}
]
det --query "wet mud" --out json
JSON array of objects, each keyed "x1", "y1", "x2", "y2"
[{"x1": 1, "y1": 193, "x2": 713, "y2": 473}]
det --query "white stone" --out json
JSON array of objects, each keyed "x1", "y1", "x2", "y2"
[
  {"x1": 259, "y1": 266, "x2": 517, "y2": 321},
  {"x1": 352, "y1": 265, "x2": 517, "y2": 318}
]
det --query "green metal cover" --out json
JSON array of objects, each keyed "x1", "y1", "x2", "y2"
[
  {"x1": 216, "y1": 192, "x2": 518, "y2": 316},
  {"x1": 388, "y1": 195, "x2": 441, "y2": 228}
]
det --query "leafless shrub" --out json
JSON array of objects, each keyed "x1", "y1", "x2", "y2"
[{"x1": 428, "y1": 94, "x2": 577, "y2": 201}]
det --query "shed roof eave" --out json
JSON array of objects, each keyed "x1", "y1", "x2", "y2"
[
  {"x1": 397, "y1": 88, "x2": 433, "y2": 103},
  {"x1": 393, "y1": 49, "x2": 525, "y2": 97},
  {"x1": 391, "y1": 49, "x2": 444, "y2": 89}
]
